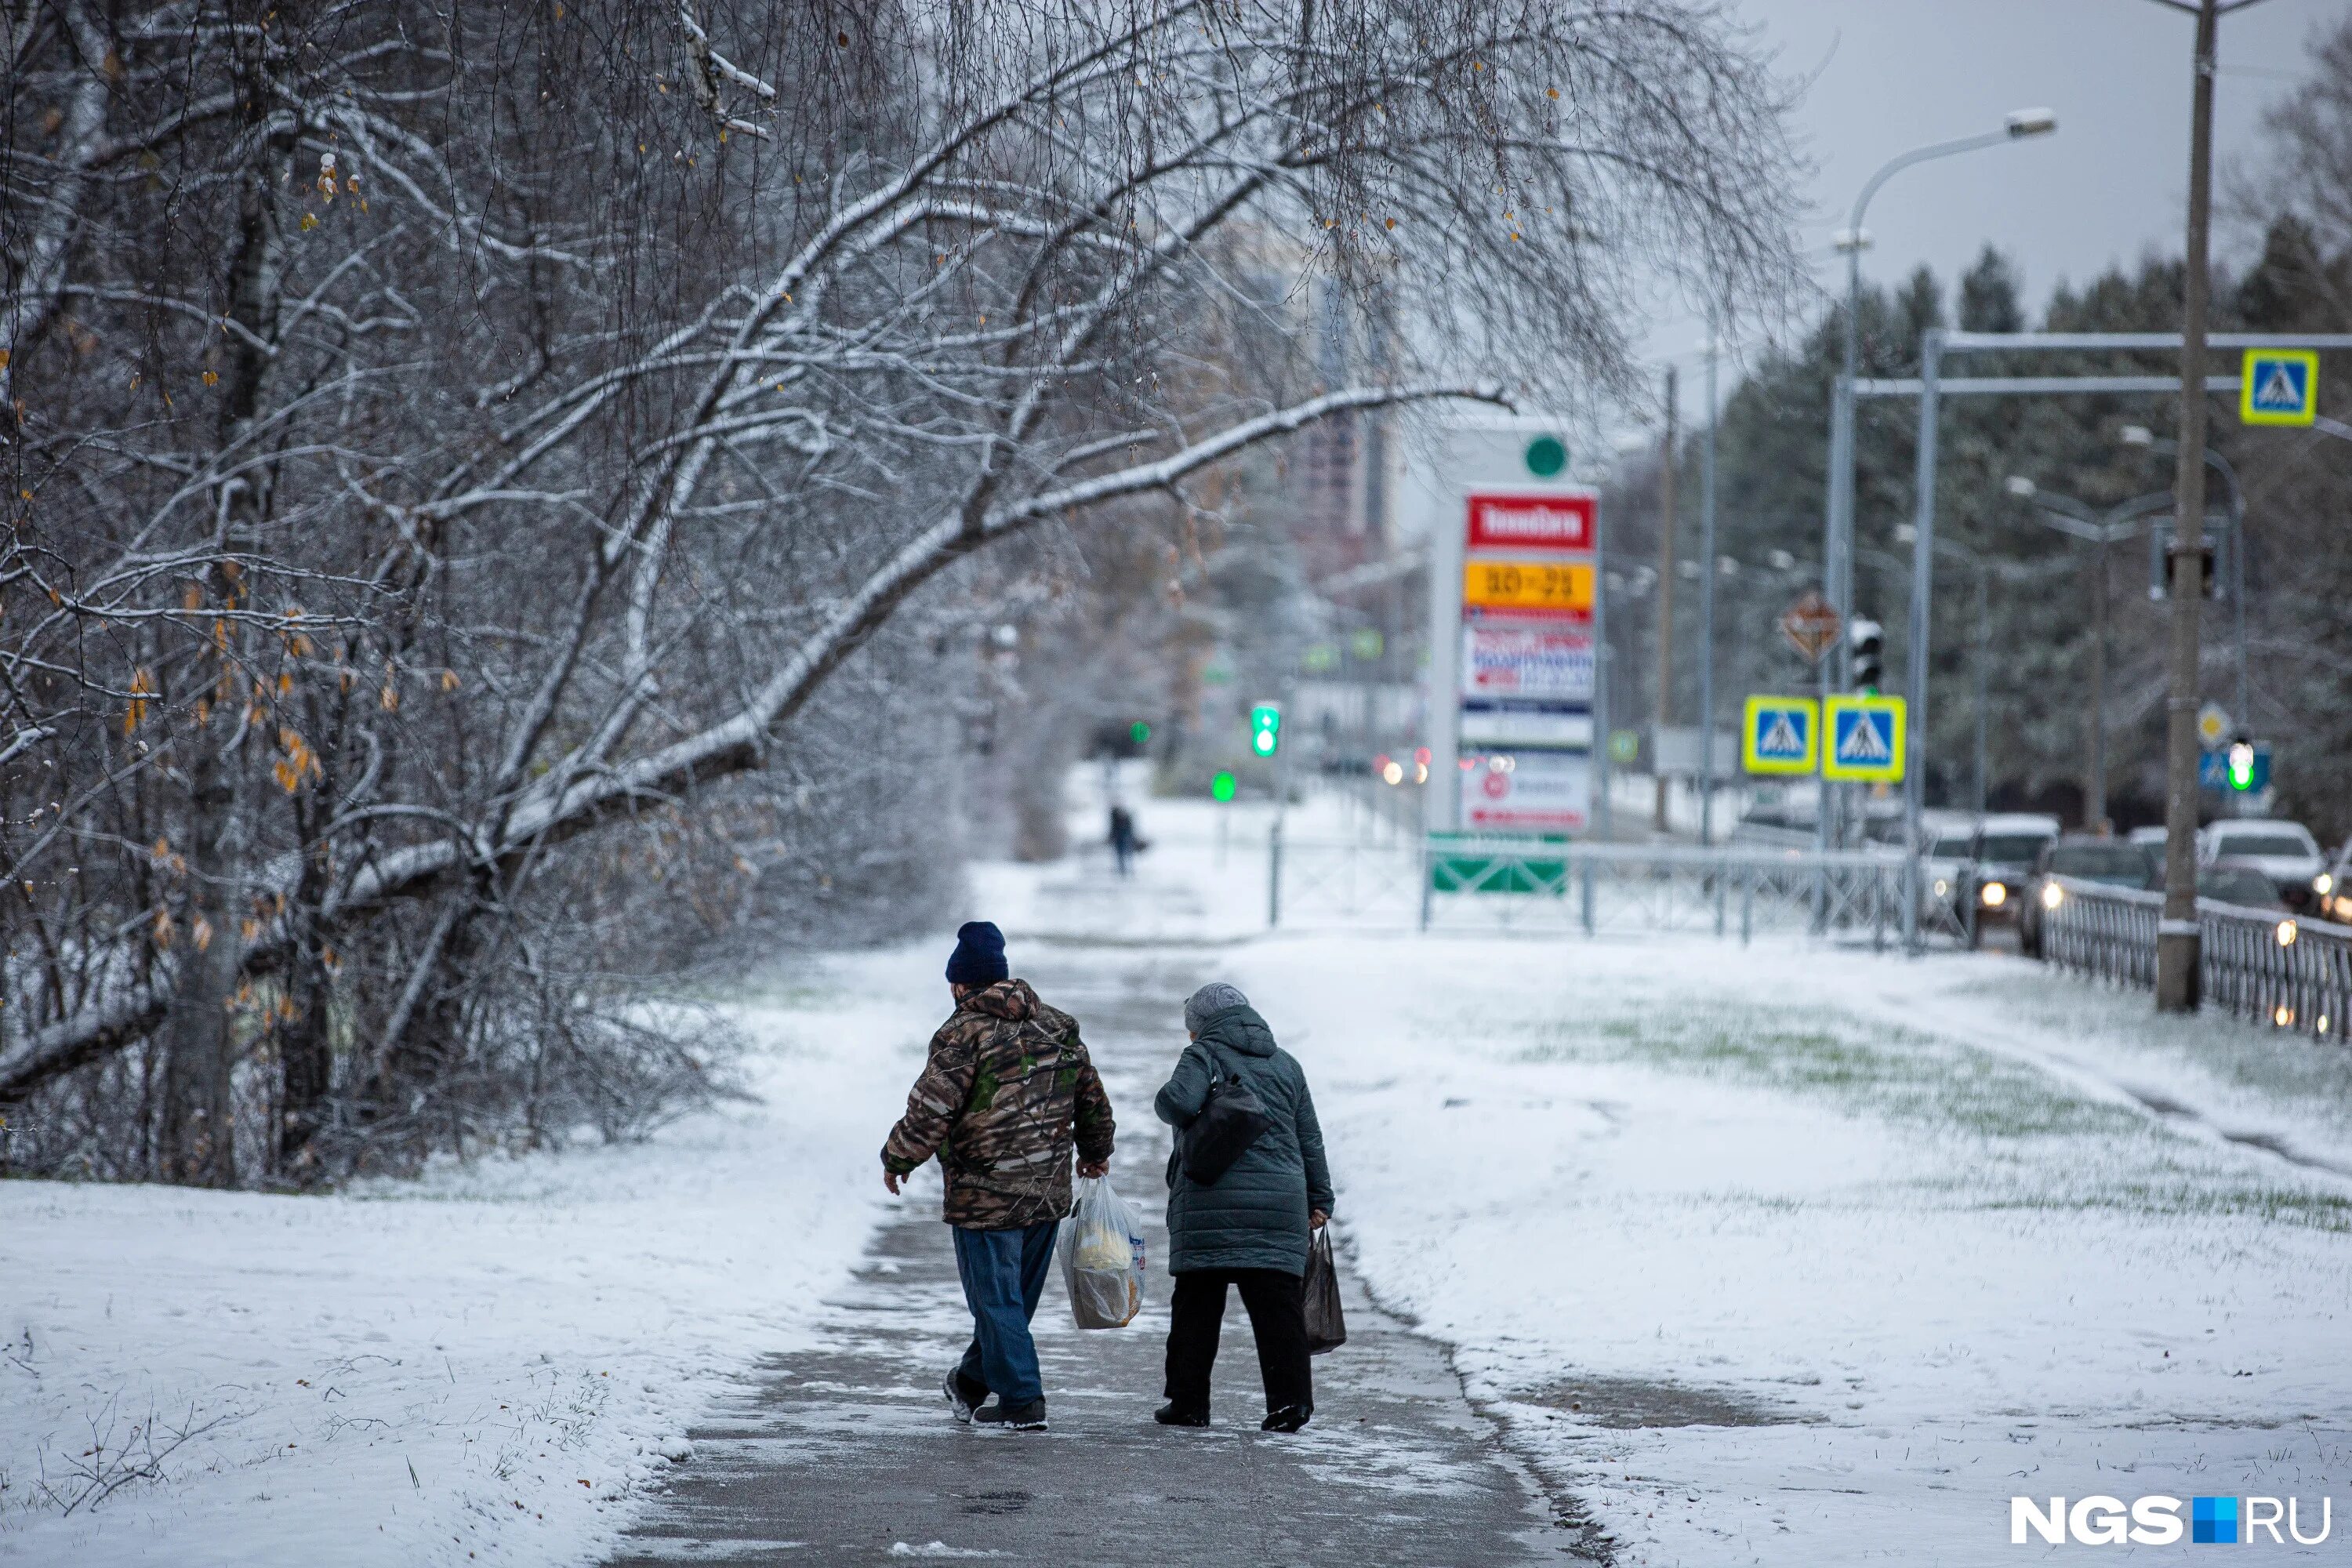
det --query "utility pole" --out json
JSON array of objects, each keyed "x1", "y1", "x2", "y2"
[
  {"x1": 1654, "y1": 365, "x2": 1677, "y2": 834},
  {"x1": 2157, "y1": 0, "x2": 2221, "y2": 1013},
  {"x1": 1973, "y1": 568, "x2": 1990, "y2": 819},
  {"x1": 2090, "y1": 539, "x2": 2109, "y2": 833},
  {"x1": 1698, "y1": 332, "x2": 1720, "y2": 847}
]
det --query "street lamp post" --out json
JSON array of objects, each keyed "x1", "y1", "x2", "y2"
[
  {"x1": 1655, "y1": 366, "x2": 1679, "y2": 835},
  {"x1": 1876, "y1": 534, "x2": 1992, "y2": 818},
  {"x1": 1821, "y1": 110, "x2": 2057, "y2": 858},
  {"x1": 1698, "y1": 330, "x2": 1721, "y2": 847}
]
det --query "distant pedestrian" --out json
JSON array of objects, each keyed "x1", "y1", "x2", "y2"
[
  {"x1": 1109, "y1": 802, "x2": 1139, "y2": 877},
  {"x1": 1153, "y1": 982, "x2": 1333, "y2": 1433},
  {"x1": 882, "y1": 921, "x2": 1116, "y2": 1432}
]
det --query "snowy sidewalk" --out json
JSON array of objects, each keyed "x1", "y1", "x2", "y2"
[{"x1": 610, "y1": 944, "x2": 1566, "y2": 1566}]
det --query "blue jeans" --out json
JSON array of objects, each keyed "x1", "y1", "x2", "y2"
[{"x1": 952, "y1": 1221, "x2": 1058, "y2": 1406}]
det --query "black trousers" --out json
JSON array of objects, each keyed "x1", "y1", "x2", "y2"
[{"x1": 1163, "y1": 1268, "x2": 1312, "y2": 1415}]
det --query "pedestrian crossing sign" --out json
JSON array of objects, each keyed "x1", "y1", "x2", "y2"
[
  {"x1": 1742, "y1": 695, "x2": 1818, "y2": 775},
  {"x1": 1821, "y1": 694, "x2": 1905, "y2": 782},
  {"x1": 2240, "y1": 348, "x2": 2318, "y2": 427}
]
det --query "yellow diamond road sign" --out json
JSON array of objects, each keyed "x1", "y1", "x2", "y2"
[
  {"x1": 2197, "y1": 702, "x2": 2230, "y2": 749},
  {"x1": 1821, "y1": 694, "x2": 1906, "y2": 783},
  {"x1": 1742, "y1": 695, "x2": 1818, "y2": 776},
  {"x1": 2241, "y1": 347, "x2": 2318, "y2": 427}
]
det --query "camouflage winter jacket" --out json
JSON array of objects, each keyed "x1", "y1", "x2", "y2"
[{"x1": 881, "y1": 978, "x2": 1116, "y2": 1230}]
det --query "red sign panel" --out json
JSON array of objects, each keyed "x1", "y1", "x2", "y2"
[{"x1": 1465, "y1": 492, "x2": 1596, "y2": 554}]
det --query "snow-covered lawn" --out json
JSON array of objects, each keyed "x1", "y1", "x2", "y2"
[
  {"x1": 1228, "y1": 931, "x2": 2352, "y2": 1565},
  {"x1": 1, "y1": 952, "x2": 935, "y2": 1567}
]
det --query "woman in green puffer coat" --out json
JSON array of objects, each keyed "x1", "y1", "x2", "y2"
[{"x1": 1152, "y1": 982, "x2": 1334, "y2": 1433}]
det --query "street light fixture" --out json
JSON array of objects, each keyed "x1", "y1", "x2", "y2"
[{"x1": 1819, "y1": 110, "x2": 2060, "y2": 856}]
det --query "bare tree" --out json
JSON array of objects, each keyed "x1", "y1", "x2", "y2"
[{"x1": 2, "y1": 0, "x2": 1800, "y2": 1182}]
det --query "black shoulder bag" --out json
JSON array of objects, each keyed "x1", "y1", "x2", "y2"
[{"x1": 1171, "y1": 1039, "x2": 1275, "y2": 1187}]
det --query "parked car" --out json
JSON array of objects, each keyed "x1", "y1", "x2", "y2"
[
  {"x1": 2126, "y1": 825, "x2": 2168, "y2": 853},
  {"x1": 1966, "y1": 813, "x2": 2062, "y2": 925},
  {"x1": 2198, "y1": 819, "x2": 2326, "y2": 911},
  {"x1": 1916, "y1": 817, "x2": 1979, "y2": 928},
  {"x1": 2190, "y1": 860, "x2": 2290, "y2": 912},
  {"x1": 2020, "y1": 837, "x2": 2160, "y2": 957},
  {"x1": 2312, "y1": 839, "x2": 2352, "y2": 926}
]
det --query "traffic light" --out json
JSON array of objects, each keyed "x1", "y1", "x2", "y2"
[
  {"x1": 1210, "y1": 770, "x2": 1237, "y2": 803},
  {"x1": 2227, "y1": 735, "x2": 2256, "y2": 792},
  {"x1": 1848, "y1": 618, "x2": 1883, "y2": 695},
  {"x1": 2151, "y1": 524, "x2": 2219, "y2": 601},
  {"x1": 1249, "y1": 701, "x2": 1282, "y2": 757},
  {"x1": 1128, "y1": 719, "x2": 1152, "y2": 746}
]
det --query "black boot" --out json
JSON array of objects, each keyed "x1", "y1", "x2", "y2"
[
  {"x1": 972, "y1": 1397, "x2": 1047, "y2": 1431},
  {"x1": 1260, "y1": 1404, "x2": 1312, "y2": 1433},
  {"x1": 1154, "y1": 1402, "x2": 1210, "y2": 1428}
]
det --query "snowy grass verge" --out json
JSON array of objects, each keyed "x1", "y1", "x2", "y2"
[
  {"x1": 1228, "y1": 931, "x2": 2352, "y2": 1566},
  {"x1": 0, "y1": 946, "x2": 936, "y2": 1568}
]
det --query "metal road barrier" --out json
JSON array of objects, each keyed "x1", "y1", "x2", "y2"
[
  {"x1": 1268, "y1": 827, "x2": 1943, "y2": 944},
  {"x1": 2038, "y1": 876, "x2": 2352, "y2": 1039}
]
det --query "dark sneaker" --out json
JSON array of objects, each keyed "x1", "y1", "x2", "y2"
[
  {"x1": 1260, "y1": 1404, "x2": 1312, "y2": 1433},
  {"x1": 972, "y1": 1398, "x2": 1047, "y2": 1431},
  {"x1": 944, "y1": 1370, "x2": 985, "y2": 1425},
  {"x1": 1154, "y1": 1403, "x2": 1210, "y2": 1428}
]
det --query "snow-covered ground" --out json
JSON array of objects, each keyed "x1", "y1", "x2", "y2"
[
  {"x1": 1226, "y1": 932, "x2": 2352, "y2": 1564},
  {"x1": 1, "y1": 955, "x2": 936, "y2": 1566},
  {"x1": 11, "y1": 773, "x2": 2352, "y2": 1566},
  {"x1": 1017, "y1": 774, "x2": 2352, "y2": 1563}
]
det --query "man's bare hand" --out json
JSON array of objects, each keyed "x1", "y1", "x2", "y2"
[
  {"x1": 1309, "y1": 1209, "x2": 1329, "y2": 1231},
  {"x1": 1076, "y1": 1158, "x2": 1109, "y2": 1179},
  {"x1": 884, "y1": 1168, "x2": 906, "y2": 1196}
]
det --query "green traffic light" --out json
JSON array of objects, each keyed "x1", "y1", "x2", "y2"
[
  {"x1": 1248, "y1": 702, "x2": 1282, "y2": 756},
  {"x1": 1210, "y1": 771, "x2": 1236, "y2": 803},
  {"x1": 1129, "y1": 719, "x2": 1151, "y2": 745},
  {"x1": 2228, "y1": 740, "x2": 2256, "y2": 790}
]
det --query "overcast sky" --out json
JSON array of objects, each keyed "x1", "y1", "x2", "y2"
[{"x1": 1637, "y1": 0, "x2": 2352, "y2": 423}]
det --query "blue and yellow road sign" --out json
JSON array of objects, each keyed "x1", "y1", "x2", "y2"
[
  {"x1": 1742, "y1": 695, "x2": 1818, "y2": 775},
  {"x1": 2241, "y1": 348, "x2": 2318, "y2": 427},
  {"x1": 1821, "y1": 694, "x2": 1905, "y2": 782}
]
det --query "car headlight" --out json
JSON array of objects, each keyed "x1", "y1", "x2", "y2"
[
  {"x1": 1980, "y1": 882, "x2": 2008, "y2": 909},
  {"x1": 2316, "y1": 873, "x2": 2336, "y2": 896},
  {"x1": 1933, "y1": 879, "x2": 1949, "y2": 897},
  {"x1": 2041, "y1": 883, "x2": 2063, "y2": 910}
]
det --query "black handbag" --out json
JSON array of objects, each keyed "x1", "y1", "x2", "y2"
[
  {"x1": 1172, "y1": 1040, "x2": 1274, "y2": 1186},
  {"x1": 1303, "y1": 1226, "x2": 1347, "y2": 1354}
]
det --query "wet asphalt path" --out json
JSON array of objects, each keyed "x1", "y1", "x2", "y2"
[{"x1": 608, "y1": 945, "x2": 1563, "y2": 1567}]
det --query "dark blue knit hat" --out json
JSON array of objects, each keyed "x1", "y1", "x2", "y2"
[{"x1": 946, "y1": 920, "x2": 1008, "y2": 986}]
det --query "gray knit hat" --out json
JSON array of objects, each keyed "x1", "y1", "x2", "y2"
[{"x1": 1184, "y1": 982, "x2": 1250, "y2": 1034}]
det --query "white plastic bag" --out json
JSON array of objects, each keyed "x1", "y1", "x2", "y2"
[{"x1": 1058, "y1": 1175, "x2": 1145, "y2": 1329}]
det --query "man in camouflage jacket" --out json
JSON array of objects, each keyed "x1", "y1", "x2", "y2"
[{"x1": 882, "y1": 921, "x2": 1114, "y2": 1430}]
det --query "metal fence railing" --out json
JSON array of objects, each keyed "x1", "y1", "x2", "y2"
[
  {"x1": 2038, "y1": 876, "x2": 2352, "y2": 1038},
  {"x1": 1269, "y1": 829, "x2": 1947, "y2": 945}
]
